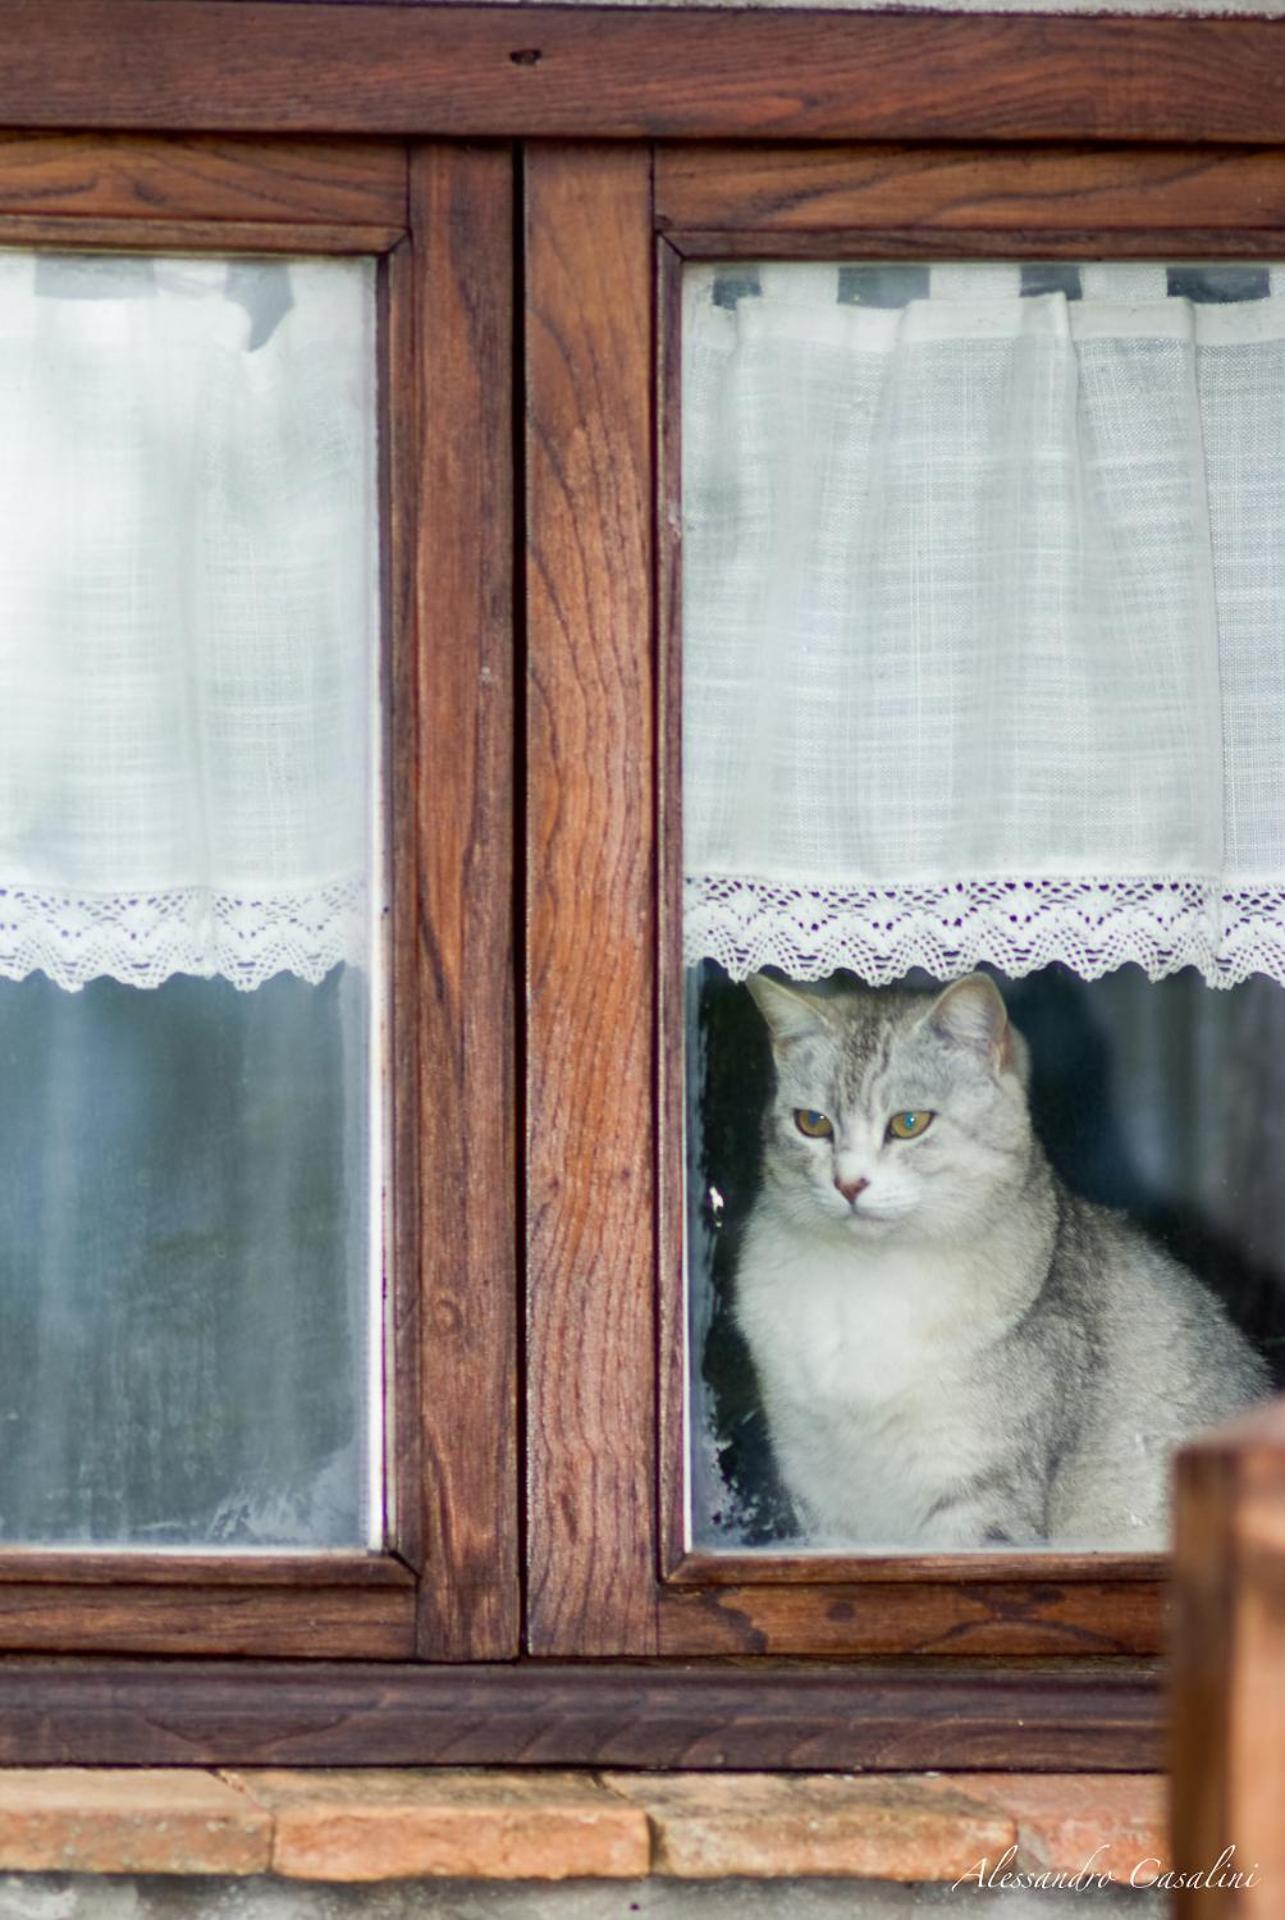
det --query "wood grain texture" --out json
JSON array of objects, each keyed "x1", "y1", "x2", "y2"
[
  {"x1": 0, "y1": 1555, "x2": 413, "y2": 1588},
  {"x1": 671, "y1": 1549, "x2": 1163, "y2": 1587},
  {"x1": 384, "y1": 238, "x2": 425, "y2": 1585},
  {"x1": 409, "y1": 144, "x2": 518, "y2": 1660},
  {"x1": 525, "y1": 144, "x2": 658, "y2": 1656},
  {"x1": 1170, "y1": 1447, "x2": 1238, "y2": 1912},
  {"x1": 0, "y1": 1657, "x2": 1162, "y2": 1771},
  {"x1": 1171, "y1": 1397, "x2": 1285, "y2": 1915},
  {"x1": 660, "y1": 1582, "x2": 1163, "y2": 1658},
  {"x1": 657, "y1": 144, "x2": 1285, "y2": 237},
  {"x1": 0, "y1": 133, "x2": 406, "y2": 224},
  {"x1": 0, "y1": 1589, "x2": 415, "y2": 1659},
  {"x1": 0, "y1": 215, "x2": 401, "y2": 254},
  {"x1": 666, "y1": 228, "x2": 1285, "y2": 264},
  {"x1": 3, "y1": 5, "x2": 1285, "y2": 143},
  {"x1": 657, "y1": 238, "x2": 687, "y2": 1586}
]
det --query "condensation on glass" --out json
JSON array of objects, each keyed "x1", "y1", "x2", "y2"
[
  {"x1": 680, "y1": 259, "x2": 1285, "y2": 1557},
  {"x1": 0, "y1": 252, "x2": 384, "y2": 1548}
]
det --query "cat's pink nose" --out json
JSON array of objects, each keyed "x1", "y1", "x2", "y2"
[{"x1": 835, "y1": 1175, "x2": 869, "y2": 1205}]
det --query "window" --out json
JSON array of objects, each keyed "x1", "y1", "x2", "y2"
[
  {"x1": 0, "y1": 135, "x2": 517, "y2": 1665},
  {"x1": 0, "y1": 250, "x2": 382, "y2": 1551},
  {"x1": 525, "y1": 137, "x2": 1285, "y2": 1671},
  {"x1": 680, "y1": 256, "x2": 1282, "y2": 1557},
  {"x1": 6, "y1": 0, "x2": 1285, "y2": 1773}
]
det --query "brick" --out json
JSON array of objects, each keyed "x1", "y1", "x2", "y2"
[
  {"x1": 601, "y1": 1770, "x2": 1016, "y2": 1880},
  {"x1": 0, "y1": 1769, "x2": 270, "y2": 1875},
  {"x1": 933, "y1": 1772, "x2": 1169, "y2": 1885},
  {"x1": 227, "y1": 1768, "x2": 651, "y2": 1882}
]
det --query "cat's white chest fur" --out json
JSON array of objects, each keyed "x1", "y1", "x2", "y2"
[{"x1": 735, "y1": 1201, "x2": 1005, "y2": 1542}]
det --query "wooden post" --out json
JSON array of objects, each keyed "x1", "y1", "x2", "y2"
[{"x1": 1171, "y1": 1397, "x2": 1285, "y2": 1914}]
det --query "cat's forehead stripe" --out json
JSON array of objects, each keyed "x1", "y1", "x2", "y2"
[
  {"x1": 834, "y1": 994, "x2": 919, "y2": 1098},
  {"x1": 836, "y1": 1014, "x2": 890, "y2": 1103},
  {"x1": 771, "y1": 985, "x2": 978, "y2": 1120}
]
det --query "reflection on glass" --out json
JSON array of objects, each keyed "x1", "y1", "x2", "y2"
[
  {"x1": 0, "y1": 969, "x2": 373, "y2": 1547},
  {"x1": 682, "y1": 260, "x2": 1284, "y2": 1552}
]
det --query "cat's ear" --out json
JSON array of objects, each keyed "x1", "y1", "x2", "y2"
[
  {"x1": 746, "y1": 973, "x2": 835, "y2": 1048},
  {"x1": 926, "y1": 973, "x2": 1014, "y2": 1071}
]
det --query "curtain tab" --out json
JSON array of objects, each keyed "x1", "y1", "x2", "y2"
[
  {"x1": 1081, "y1": 263, "x2": 1168, "y2": 302},
  {"x1": 0, "y1": 254, "x2": 35, "y2": 304},
  {"x1": 928, "y1": 263, "x2": 1021, "y2": 301},
  {"x1": 759, "y1": 262, "x2": 841, "y2": 308}
]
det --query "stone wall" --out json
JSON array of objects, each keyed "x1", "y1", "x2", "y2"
[{"x1": 0, "y1": 1879, "x2": 1167, "y2": 1920}]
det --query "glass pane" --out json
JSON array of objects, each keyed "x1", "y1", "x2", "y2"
[
  {"x1": 0, "y1": 969, "x2": 375, "y2": 1547},
  {"x1": 681, "y1": 259, "x2": 1281, "y2": 1554},
  {"x1": 0, "y1": 252, "x2": 383, "y2": 1548}
]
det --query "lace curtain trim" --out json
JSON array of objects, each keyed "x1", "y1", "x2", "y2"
[
  {"x1": 0, "y1": 880, "x2": 370, "y2": 993},
  {"x1": 684, "y1": 874, "x2": 1285, "y2": 989}
]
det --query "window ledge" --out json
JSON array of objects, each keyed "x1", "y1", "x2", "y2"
[{"x1": 0, "y1": 1769, "x2": 1167, "y2": 1884}]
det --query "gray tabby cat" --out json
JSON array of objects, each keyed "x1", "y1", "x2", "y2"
[{"x1": 735, "y1": 971, "x2": 1269, "y2": 1548}]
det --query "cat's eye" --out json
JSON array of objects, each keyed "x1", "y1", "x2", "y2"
[
  {"x1": 793, "y1": 1109, "x2": 834, "y2": 1139},
  {"x1": 887, "y1": 1111, "x2": 934, "y2": 1141}
]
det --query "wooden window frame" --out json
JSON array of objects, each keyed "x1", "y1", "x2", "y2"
[
  {"x1": 531, "y1": 138, "x2": 1272, "y2": 1670},
  {"x1": 647, "y1": 141, "x2": 1285, "y2": 1660},
  {"x1": 2, "y1": 0, "x2": 1284, "y2": 1771},
  {"x1": 0, "y1": 133, "x2": 519, "y2": 1665}
]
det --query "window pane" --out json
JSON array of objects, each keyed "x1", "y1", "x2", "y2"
[
  {"x1": 681, "y1": 260, "x2": 1281, "y2": 1553},
  {"x1": 0, "y1": 252, "x2": 383, "y2": 1548},
  {"x1": 0, "y1": 968, "x2": 375, "y2": 1547}
]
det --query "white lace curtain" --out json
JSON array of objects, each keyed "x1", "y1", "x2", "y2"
[
  {"x1": 0, "y1": 253, "x2": 378, "y2": 993},
  {"x1": 682, "y1": 261, "x2": 1285, "y2": 987}
]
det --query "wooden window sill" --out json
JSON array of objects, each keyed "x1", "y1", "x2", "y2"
[{"x1": 0, "y1": 1769, "x2": 1167, "y2": 1885}]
